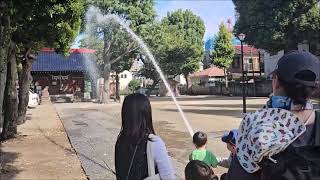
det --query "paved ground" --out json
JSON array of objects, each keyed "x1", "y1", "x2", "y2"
[
  {"x1": 55, "y1": 95, "x2": 267, "y2": 179},
  {"x1": 0, "y1": 99, "x2": 86, "y2": 180}
]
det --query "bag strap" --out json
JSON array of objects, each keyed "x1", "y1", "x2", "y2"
[
  {"x1": 147, "y1": 134, "x2": 156, "y2": 176},
  {"x1": 314, "y1": 111, "x2": 320, "y2": 145},
  {"x1": 126, "y1": 144, "x2": 139, "y2": 180}
]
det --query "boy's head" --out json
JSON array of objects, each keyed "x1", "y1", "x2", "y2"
[
  {"x1": 193, "y1": 131, "x2": 207, "y2": 148},
  {"x1": 221, "y1": 129, "x2": 238, "y2": 154},
  {"x1": 185, "y1": 160, "x2": 212, "y2": 180}
]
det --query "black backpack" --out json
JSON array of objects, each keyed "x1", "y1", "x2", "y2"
[{"x1": 259, "y1": 111, "x2": 320, "y2": 180}]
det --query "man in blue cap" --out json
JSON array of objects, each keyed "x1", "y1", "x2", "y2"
[{"x1": 218, "y1": 129, "x2": 238, "y2": 168}]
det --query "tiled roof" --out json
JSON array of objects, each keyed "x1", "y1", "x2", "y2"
[
  {"x1": 32, "y1": 48, "x2": 96, "y2": 72},
  {"x1": 191, "y1": 66, "x2": 224, "y2": 77},
  {"x1": 235, "y1": 45, "x2": 259, "y2": 55}
]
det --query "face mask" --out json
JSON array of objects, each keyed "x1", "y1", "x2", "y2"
[{"x1": 266, "y1": 95, "x2": 292, "y2": 110}]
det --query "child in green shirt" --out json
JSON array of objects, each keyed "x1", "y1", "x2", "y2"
[{"x1": 189, "y1": 131, "x2": 219, "y2": 168}]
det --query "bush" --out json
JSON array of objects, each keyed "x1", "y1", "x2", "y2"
[{"x1": 128, "y1": 79, "x2": 140, "y2": 93}]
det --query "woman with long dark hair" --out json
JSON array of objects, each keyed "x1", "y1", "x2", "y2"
[{"x1": 115, "y1": 93, "x2": 175, "y2": 180}]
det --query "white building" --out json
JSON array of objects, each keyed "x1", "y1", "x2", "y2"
[
  {"x1": 118, "y1": 70, "x2": 133, "y2": 90},
  {"x1": 263, "y1": 43, "x2": 319, "y2": 77}
]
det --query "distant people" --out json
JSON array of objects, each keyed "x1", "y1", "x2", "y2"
[
  {"x1": 115, "y1": 93, "x2": 175, "y2": 180},
  {"x1": 218, "y1": 129, "x2": 238, "y2": 169},
  {"x1": 189, "y1": 131, "x2": 219, "y2": 168},
  {"x1": 224, "y1": 51, "x2": 320, "y2": 180},
  {"x1": 185, "y1": 160, "x2": 215, "y2": 180}
]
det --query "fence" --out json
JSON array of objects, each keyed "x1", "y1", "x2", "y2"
[{"x1": 180, "y1": 80, "x2": 272, "y2": 97}]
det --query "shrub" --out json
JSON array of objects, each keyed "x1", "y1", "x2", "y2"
[{"x1": 128, "y1": 79, "x2": 140, "y2": 93}]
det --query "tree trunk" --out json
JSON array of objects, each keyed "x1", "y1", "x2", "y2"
[
  {"x1": 224, "y1": 68, "x2": 228, "y2": 89},
  {"x1": 0, "y1": 10, "x2": 11, "y2": 131},
  {"x1": 101, "y1": 62, "x2": 111, "y2": 103},
  {"x1": 284, "y1": 37, "x2": 298, "y2": 53},
  {"x1": 1, "y1": 43, "x2": 18, "y2": 140},
  {"x1": 115, "y1": 73, "x2": 120, "y2": 102},
  {"x1": 17, "y1": 51, "x2": 33, "y2": 124},
  {"x1": 184, "y1": 74, "x2": 191, "y2": 95},
  {"x1": 148, "y1": 79, "x2": 160, "y2": 96}
]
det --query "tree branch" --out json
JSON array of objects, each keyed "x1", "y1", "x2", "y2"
[{"x1": 110, "y1": 42, "x2": 137, "y2": 64}]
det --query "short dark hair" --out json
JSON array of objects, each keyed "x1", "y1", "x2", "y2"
[
  {"x1": 185, "y1": 160, "x2": 212, "y2": 180},
  {"x1": 193, "y1": 131, "x2": 207, "y2": 148}
]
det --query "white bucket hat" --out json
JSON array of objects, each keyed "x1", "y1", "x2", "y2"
[{"x1": 236, "y1": 108, "x2": 306, "y2": 173}]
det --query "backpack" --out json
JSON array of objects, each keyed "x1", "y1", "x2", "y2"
[{"x1": 259, "y1": 111, "x2": 320, "y2": 180}]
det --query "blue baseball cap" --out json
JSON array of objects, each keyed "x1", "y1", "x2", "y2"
[{"x1": 221, "y1": 129, "x2": 238, "y2": 145}]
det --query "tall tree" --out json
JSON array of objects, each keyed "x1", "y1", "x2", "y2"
[
  {"x1": 14, "y1": 0, "x2": 85, "y2": 125},
  {"x1": 211, "y1": 23, "x2": 235, "y2": 89},
  {"x1": 233, "y1": 0, "x2": 320, "y2": 53},
  {"x1": 1, "y1": 42, "x2": 18, "y2": 139},
  {"x1": 0, "y1": 0, "x2": 12, "y2": 130},
  {"x1": 161, "y1": 9, "x2": 205, "y2": 93},
  {"x1": 85, "y1": 0, "x2": 156, "y2": 103},
  {"x1": 0, "y1": 0, "x2": 85, "y2": 140}
]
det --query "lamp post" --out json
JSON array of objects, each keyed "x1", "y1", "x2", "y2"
[{"x1": 238, "y1": 33, "x2": 246, "y2": 113}]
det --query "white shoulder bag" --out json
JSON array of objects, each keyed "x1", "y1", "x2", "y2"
[{"x1": 144, "y1": 134, "x2": 161, "y2": 180}]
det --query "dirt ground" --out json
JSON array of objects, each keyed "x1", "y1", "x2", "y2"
[
  {"x1": 54, "y1": 95, "x2": 267, "y2": 179},
  {"x1": 0, "y1": 99, "x2": 86, "y2": 180}
]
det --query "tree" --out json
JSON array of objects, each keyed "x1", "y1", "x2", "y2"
[
  {"x1": 233, "y1": 0, "x2": 320, "y2": 53},
  {"x1": 85, "y1": 0, "x2": 156, "y2": 103},
  {"x1": 0, "y1": 1, "x2": 12, "y2": 130},
  {"x1": 161, "y1": 9, "x2": 205, "y2": 93},
  {"x1": 0, "y1": 0, "x2": 85, "y2": 140},
  {"x1": 128, "y1": 79, "x2": 140, "y2": 93},
  {"x1": 15, "y1": 0, "x2": 85, "y2": 125},
  {"x1": 211, "y1": 23, "x2": 235, "y2": 90}
]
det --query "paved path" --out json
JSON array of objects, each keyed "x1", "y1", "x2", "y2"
[
  {"x1": 0, "y1": 100, "x2": 86, "y2": 180},
  {"x1": 55, "y1": 96, "x2": 267, "y2": 179}
]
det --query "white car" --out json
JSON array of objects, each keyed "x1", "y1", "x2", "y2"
[{"x1": 28, "y1": 91, "x2": 39, "y2": 108}]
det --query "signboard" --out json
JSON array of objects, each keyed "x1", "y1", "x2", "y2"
[{"x1": 52, "y1": 75, "x2": 69, "y2": 80}]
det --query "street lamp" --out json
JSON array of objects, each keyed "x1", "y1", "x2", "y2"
[{"x1": 238, "y1": 33, "x2": 246, "y2": 113}]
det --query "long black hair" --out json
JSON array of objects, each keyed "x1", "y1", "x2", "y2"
[
  {"x1": 118, "y1": 93, "x2": 155, "y2": 143},
  {"x1": 115, "y1": 93, "x2": 155, "y2": 180}
]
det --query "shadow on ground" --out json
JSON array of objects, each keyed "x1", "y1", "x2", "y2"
[
  {"x1": 150, "y1": 96, "x2": 265, "y2": 102},
  {"x1": 160, "y1": 108, "x2": 245, "y2": 118},
  {"x1": 181, "y1": 103, "x2": 263, "y2": 109},
  {"x1": 154, "y1": 121, "x2": 193, "y2": 163},
  {"x1": 0, "y1": 149, "x2": 21, "y2": 180},
  {"x1": 36, "y1": 127, "x2": 116, "y2": 176}
]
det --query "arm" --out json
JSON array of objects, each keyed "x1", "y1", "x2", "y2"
[
  {"x1": 217, "y1": 155, "x2": 232, "y2": 168},
  {"x1": 151, "y1": 136, "x2": 175, "y2": 180},
  {"x1": 223, "y1": 155, "x2": 260, "y2": 180}
]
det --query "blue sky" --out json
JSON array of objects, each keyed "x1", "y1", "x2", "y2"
[
  {"x1": 155, "y1": 0, "x2": 235, "y2": 40},
  {"x1": 72, "y1": 0, "x2": 236, "y2": 48}
]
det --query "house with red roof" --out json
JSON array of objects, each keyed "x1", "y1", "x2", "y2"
[
  {"x1": 228, "y1": 45, "x2": 264, "y2": 78},
  {"x1": 190, "y1": 66, "x2": 225, "y2": 86}
]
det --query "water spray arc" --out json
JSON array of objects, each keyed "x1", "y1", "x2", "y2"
[{"x1": 88, "y1": 7, "x2": 194, "y2": 137}]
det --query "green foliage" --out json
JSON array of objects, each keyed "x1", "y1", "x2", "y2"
[
  {"x1": 212, "y1": 23, "x2": 235, "y2": 70},
  {"x1": 233, "y1": 0, "x2": 320, "y2": 53},
  {"x1": 128, "y1": 79, "x2": 140, "y2": 92},
  {"x1": 83, "y1": 0, "x2": 156, "y2": 74},
  {"x1": 161, "y1": 9, "x2": 205, "y2": 76},
  {"x1": 11, "y1": 0, "x2": 85, "y2": 54}
]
